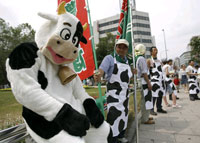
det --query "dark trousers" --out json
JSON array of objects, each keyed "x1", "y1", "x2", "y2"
[
  {"x1": 113, "y1": 130, "x2": 126, "y2": 143},
  {"x1": 152, "y1": 95, "x2": 163, "y2": 111}
]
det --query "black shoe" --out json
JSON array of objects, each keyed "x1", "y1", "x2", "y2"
[
  {"x1": 169, "y1": 94, "x2": 172, "y2": 100},
  {"x1": 150, "y1": 110, "x2": 157, "y2": 116},
  {"x1": 194, "y1": 95, "x2": 200, "y2": 100},
  {"x1": 157, "y1": 109, "x2": 167, "y2": 113},
  {"x1": 189, "y1": 95, "x2": 195, "y2": 101},
  {"x1": 176, "y1": 97, "x2": 179, "y2": 100}
]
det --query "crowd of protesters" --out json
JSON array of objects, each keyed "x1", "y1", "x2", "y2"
[{"x1": 93, "y1": 39, "x2": 200, "y2": 143}]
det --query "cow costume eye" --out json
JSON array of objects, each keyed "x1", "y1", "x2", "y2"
[
  {"x1": 72, "y1": 36, "x2": 78, "y2": 45},
  {"x1": 60, "y1": 28, "x2": 71, "y2": 40}
]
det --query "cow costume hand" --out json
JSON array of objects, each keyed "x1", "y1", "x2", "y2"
[
  {"x1": 54, "y1": 104, "x2": 90, "y2": 137},
  {"x1": 83, "y1": 99, "x2": 104, "y2": 128}
]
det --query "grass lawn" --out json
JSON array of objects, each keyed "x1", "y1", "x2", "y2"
[{"x1": 0, "y1": 87, "x2": 141, "y2": 130}]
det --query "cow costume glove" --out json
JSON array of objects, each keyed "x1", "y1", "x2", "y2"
[
  {"x1": 83, "y1": 99, "x2": 104, "y2": 128},
  {"x1": 54, "y1": 103, "x2": 90, "y2": 137}
]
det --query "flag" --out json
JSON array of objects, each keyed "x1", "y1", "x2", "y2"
[
  {"x1": 58, "y1": 0, "x2": 95, "y2": 80},
  {"x1": 116, "y1": 0, "x2": 133, "y2": 61}
]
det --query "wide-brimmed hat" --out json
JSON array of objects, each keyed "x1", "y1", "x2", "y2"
[{"x1": 116, "y1": 39, "x2": 129, "y2": 47}]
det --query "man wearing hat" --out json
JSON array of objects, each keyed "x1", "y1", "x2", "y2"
[{"x1": 94, "y1": 39, "x2": 134, "y2": 143}]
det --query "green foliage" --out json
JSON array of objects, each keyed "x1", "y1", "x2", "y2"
[
  {"x1": 96, "y1": 33, "x2": 116, "y2": 66},
  {"x1": 189, "y1": 36, "x2": 200, "y2": 63},
  {"x1": 0, "y1": 18, "x2": 35, "y2": 85}
]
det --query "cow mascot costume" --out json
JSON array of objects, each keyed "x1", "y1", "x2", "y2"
[{"x1": 6, "y1": 2, "x2": 112, "y2": 143}]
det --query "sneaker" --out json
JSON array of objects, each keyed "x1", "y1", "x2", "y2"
[
  {"x1": 166, "y1": 104, "x2": 171, "y2": 107},
  {"x1": 144, "y1": 119, "x2": 155, "y2": 124},
  {"x1": 176, "y1": 97, "x2": 180, "y2": 100},
  {"x1": 150, "y1": 110, "x2": 157, "y2": 116},
  {"x1": 118, "y1": 137, "x2": 129, "y2": 143},
  {"x1": 172, "y1": 104, "x2": 182, "y2": 108},
  {"x1": 157, "y1": 109, "x2": 167, "y2": 113}
]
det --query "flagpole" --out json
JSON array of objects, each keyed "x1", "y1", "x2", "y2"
[
  {"x1": 85, "y1": 0, "x2": 105, "y2": 117},
  {"x1": 129, "y1": 0, "x2": 139, "y2": 143}
]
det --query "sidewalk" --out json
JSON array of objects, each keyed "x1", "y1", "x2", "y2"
[{"x1": 133, "y1": 89, "x2": 200, "y2": 143}]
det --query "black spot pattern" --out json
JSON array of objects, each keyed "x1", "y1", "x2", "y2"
[
  {"x1": 22, "y1": 106, "x2": 61, "y2": 139},
  {"x1": 38, "y1": 71, "x2": 48, "y2": 90},
  {"x1": 118, "y1": 119, "x2": 125, "y2": 133},
  {"x1": 9, "y1": 42, "x2": 38, "y2": 70},
  {"x1": 157, "y1": 65, "x2": 162, "y2": 72},
  {"x1": 152, "y1": 83, "x2": 160, "y2": 92},
  {"x1": 107, "y1": 128, "x2": 113, "y2": 143},
  {"x1": 172, "y1": 84, "x2": 176, "y2": 90},
  {"x1": 142, "y1": 84, "x2": 148, "y2": 90},
  {"x1": 158, "y1": 90, "x2": 163, "y2": 96},
  {"x1": 189, "y1": 84, "x2": 197, "y2": 90},
  {"x1": 151, "y1": 79, "x2": 159, "y2": 82},
  {"x1": 126, "y1": 89, "x2": 129, "y2": 97},
  {"x1": 120, "y1": 69, "x2": 129, "y2": 83},
  {"x1": 107, "y1": 95, "x2": 119, "y2": 103},
  {"x1": 145, "y1": 90, "x2": 152, "y2": 102},
  {"x1": 107, "y1": 82, "x2": 122, "y2": 95},
  {"x1": 152, "y1": 71, "x2": 160, "y2": 78},
  {"x1": 123, "y1": 98, "x2": 129, "y2": 116},
  {"x1": 113, "y1": 64, "x2": 118, "y2": 74},
  {"x1": 107, "y1": 106, "x2": 122, "y2": 125}
]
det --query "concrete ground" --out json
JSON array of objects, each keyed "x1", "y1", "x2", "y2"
[{"x1": 131, "y1": 89, "x2": 200, "y2": 143}]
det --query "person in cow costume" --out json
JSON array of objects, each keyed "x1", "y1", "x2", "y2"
[
  {"x1": 135, "y1": 44, "x2": 154, "y2": 124},
  {"x1": 6, "y1": 2, "x2": 112, "y2": 143},
  {"x1": 186, "y1": 60, "x2": 200, "y2": 101},
  {"x1": 147, "y1": 46, "x2": 167, "y2": 115}
]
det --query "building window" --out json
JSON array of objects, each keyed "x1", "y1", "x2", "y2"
[
  {"x1": 133, "y1": 23, "x2": 150, "y2": 28},
  {"x1": 133, "y1": 31, "x2": 151, "y2": 36},
  {"x1": 132, "y1": 15, "x2": 149, "y2": 21},
  {"x1": 134, "y1": 39, "x2": 152, "y2": 43},
  {"x1": 99, "y1": 19, "x2": 119, "y2": 28},
  {"x1": 99, "y1": 27, "x2": 118, "y2": 34}
]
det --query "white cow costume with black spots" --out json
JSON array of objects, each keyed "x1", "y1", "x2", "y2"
[
  {"x1": 186, "y1": 65, "x2": 200, "y2": 97},
  {"x1": 6, "y1": 2, "x2": 112, "y2": 143}
]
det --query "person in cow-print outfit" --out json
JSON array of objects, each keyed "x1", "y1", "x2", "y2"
[
  {"x1": 135, "y1": 44, "x2": 154, "y2": 125},
  {"x1": 147, "y1": 46, "x2": 167, "y2": 115},
  {"x1": 163, "y1": 59, "x2": 181, "y2": 108},
  {"x1": 94, "y1": 39, "x2": 135, "y2": 143},
  {"x1": 186, "y1": 60, "x2": 200, "y2": 101}
]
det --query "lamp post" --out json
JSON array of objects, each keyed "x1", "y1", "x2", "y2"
[{"x1": 162, "y1": 29, "x2": 168, "y2": 60}]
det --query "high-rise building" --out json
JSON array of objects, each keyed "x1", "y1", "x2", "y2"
[{"x1": 93, "y1": 10, "x2": 155, "y2": 58}]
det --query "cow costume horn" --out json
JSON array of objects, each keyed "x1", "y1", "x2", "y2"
[{"x1": 57, "y1": 1, "x2": 66, "y2": 15}]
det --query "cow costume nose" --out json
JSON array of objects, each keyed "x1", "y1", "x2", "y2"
[{"x1": 73, "y1": 50, "x2": 77, "y2": 54}]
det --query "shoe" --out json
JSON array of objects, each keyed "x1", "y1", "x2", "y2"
[
  {"x1": 149, "y1": 117, "x2": 153, "y2": 120},
  {"x1": 157, "y1": 109, "x2": 167, "y2": 113},
  {"x1": 150, "y1": 110, "x2": 157, "y2": 116},
  {"x1": 166, "y1": 104, "x2": 171, "y2": 107},
  {"x1": 144, "y1": 119, "x2": 155, "y2": 124},
  {"x1": 118, "y1": 137, "x2": 129, "y2": 143},
  {"x1": 172, "y1": 104, "x2": 182, "y2": 108},
  {"x1": 194, "y1": 95, "x2": 200, "y2": 100},
  {"x1": 176, "y1": 97, "x2": 179, "y2": 100},
  {"x1": 189, "y1": 95, "x2": 195, "y2": 101}
]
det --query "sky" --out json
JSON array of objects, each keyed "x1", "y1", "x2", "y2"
[{"x1": 0, "y1": 0, "x2": 200, "y2": 59}]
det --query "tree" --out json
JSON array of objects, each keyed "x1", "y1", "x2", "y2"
[
  {"x1": 189, "y1": 36, "x2": 200, "y2": 63},
  {"x1": 96, "y1": 33, "x2": 116, "y2": 66},
  {"x1": 0, "y1": 18, "x2": 35, "y2": 86}
]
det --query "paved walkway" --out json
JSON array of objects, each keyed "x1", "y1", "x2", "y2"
[{"x1": 134, "y1": 89, "x2": 200, "y2": 143}]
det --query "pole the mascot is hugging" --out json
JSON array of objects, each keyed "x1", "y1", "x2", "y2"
[{"x1": 6, "y1": 2, "x2": 112, "y2": 143}]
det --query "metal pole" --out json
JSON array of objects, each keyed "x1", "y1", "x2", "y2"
[
  {"x1": 162, "y1": 29, "x2": 168, "y2": 60},
  {"x1": 85, "y1": 0, "x2": 105, "y2": 117},
  {"x1": 129, "y1": 0, "x2": 139, "y2": 142}
]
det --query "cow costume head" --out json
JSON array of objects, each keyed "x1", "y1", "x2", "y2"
[{"x1": 35, "y1": 1, "x2": 87, "y2": 84}]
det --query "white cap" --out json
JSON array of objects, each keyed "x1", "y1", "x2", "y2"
[
  {"x1": 116, "y1": 39, "x2": 129, "y2": 47},
  {"x1": 135, "y1": 44, "x2": 146, "y2": 56}
]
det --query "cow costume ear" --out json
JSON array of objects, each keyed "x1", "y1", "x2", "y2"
[{"x1": 38, "y1": 12, "x2": 58, "y2": 23}]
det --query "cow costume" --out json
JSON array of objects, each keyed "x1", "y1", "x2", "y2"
[
  {"x1": 6, "y1": 2, "x2": 112, "y2": 143},
  {"x1": 162, "y1": 64, "x2": 177, "y2": 96},
  {"x1": 186, "y1": 65, "x2": 200, "y2": 100},
  {"x1": 135, "y1": 44, "x2": 153, "y2": 124},
  {"x1": 149, "y1": 57, "x2": 166, "y2": 113}
]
